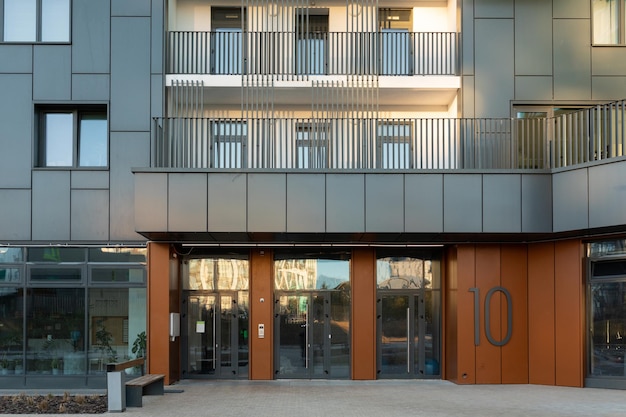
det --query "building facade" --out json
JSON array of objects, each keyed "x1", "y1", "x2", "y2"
[{"x1": 1, "y1": 0, "x2": 626, "y2": 390}]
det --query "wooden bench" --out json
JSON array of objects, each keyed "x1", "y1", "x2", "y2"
[{"x1": 106, "y1": 358, "x2": 164, "y2": 409}]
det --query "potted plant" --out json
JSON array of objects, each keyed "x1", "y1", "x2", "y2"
[
  {"x1": 51, "y1": 358, "x2": 61, "y2": 375},
  {"x1": 13, "y1": 359, "x2": 23, "y2": 375},
  {"x1": 131, "y1": 331, "x2": 147, "y2": 374},
  {"x1": 94, "y1": 320, "x2": 117, "y2": 371},
  {"x1": 0, "y1": 359, "x2": 8, "y2": 375}
]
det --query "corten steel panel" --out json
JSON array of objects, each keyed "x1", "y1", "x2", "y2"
[
  {"x1": 71, "y1": 171, "x2": 109, "y2": 190},
  {"x1": 110, "y1": 132, "x2": 151, "y2": 241},
  {"x1": 0, "y1": 190, "x2": 31, "y2": 240},
  {"x1": 32, "y1": 171, "x2": 71, "y2": 241},
  {"x1": 110, "y1": 18, "x2": 151, "y2": 132},
  {"x1": 351, "y1": 248, "x2": 376, "y2": 380},
  {"x1": 553, "y1": 20, "x2": 592, "y2": 100},
  {"x1": 515, "y1": 0, "x2": 552, "y2": 76},
  {"x1": 589, "y1": 162, "x2": 626, "y2": 228},
  {"x1": 554, "y1": 240, "x2": 584, "y2": 387},
  {"x1": 250, "y1": 250, "x2": 273, "y2": 380},
  {"x1": 592, "y1": 77, "x2": 626, "y2": 100},
  {"x1": 405, "y1": 174, "x2": 443, "y2": 233},
  {"x1": 286, "y1": 174, "x2": 325, "y2": 233},
  {"x1": 528, "y1": 242, "x2": 556, "y2": 385},
  {"x1": 33, "y1": 46, "x2": 71, "y2": 100},
  {"x1": 71, "y1": 190, "x2": 110, "y2": 241},
  {"x1": 455, "y1": 245, "x2": 476, "y2": 384},
  {"x1": 169, "y1": 257, "x2": 181, "y2": 383},
  {"x1": 475, "y1": 245, "x2": 502, "y2": 384},
  {"x1": 461, "y1": 0, "x2": 474, "y2": 76},
  {"x1": 553, "y1": 0, "x2": 590, "y2": 19},
  {"x1": 0, "y1": 74, "x2": 32, "y2": 188},
  {"x1": 71, "y1": 74, "x2": 110, "y2": 101},
  {"x1": 474, "y1": 20, "x2": 515, "y2": 117},
  {"x1": 134, "y1": 173, "x2": 168, "y2": 232},
  {"x1": 365, "y1": 174, "x2": 404, "y2": 233},
  {"x1": 207, "y1": 173, "x2": 247, "y2": 232},
  {"x1": 444, "y1": 247, "x2": 459, "y2": 381},
  {"x1": 0, "y1": 45, "x2": 32, "y2": 73},
  {"x1": 552, "y1": 169, "x2": 589, "y2": 233},
  {"x1": 592, "y1": 48, "x2": 626, "y2": 76},
  {"x1": 482, "y1": 175, "x2": 521, "y2": 233},
  {"x1": 326, "y1": 174, "x2": 365, "y2": 233},
  {"x1": 474, "y1": 0, "x2": 514, "y2": 18},
  {"x1": 501, "y1": 245, "x2": 529, "y2": 384},
  {"x1": 147, "y1": 243, "x2": 172, "y2": 384},
  {"x1": 111, "y1": 0, "x2": 152, "y2": 16},
  {"x1": 443, "y1": 175, "x2": 482, "y2": 233},
  {"x1": 515, "y1": 76, "x2": 554, "y2": 101},
  {"x1": 72, "y1": 0, "x2": 110, "y2": 73},
  {"x1": 168, "y1": 173, "x2": 208, "y2": 232},
  {"x1": 522, "y1": 174, "x2": 553, "y2": 233},
  {"x1": 248, "y1": 174, "x2": 287, "y2": 233}
]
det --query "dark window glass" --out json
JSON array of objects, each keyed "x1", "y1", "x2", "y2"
[
  {"x1": 91, "y1": 268, "x2": 145, "y2": 283},
  {"x1": 30, "y1": 268, "x2": 82, "y2": 281},
  {"x1": 0, "y1": 248, "x2": 23, "y2": 263},
  {"x1": 28, "y1": 248, "x2": 85, "y2": 263},
  {"x1": 0, "y1": 288, "x2": 24, "y2": 374},
  {"x1": 88, "y1": 248, "x2": 147, "y2": 263},
  {"x1": 0, "y1": 268, "x2": 21, "y2": 283}
]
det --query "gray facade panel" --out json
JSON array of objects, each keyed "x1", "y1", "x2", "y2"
[
  {"x1": 326, "y1": 174, "x2": 365, "y2": 233},
  {"x1": 0, "y1": 75, "x2": 32, "y2": 188},
  {"x1": 515, "y1": 0, "x2": 552, "y2": 76},
  {"x1": 33, "y1": 46, "x2": 71, "y2": 100},
  {"x1": 462, "y1": 75, "x2": 475, "y2": 118},
  {"x1": 248, "y1": 174, "x2": 287, "y2": 233},
  {"x1": 553, "y1": 0, "x2": 590, "y2": 18},
  {"x1": 592, "y1": 77, "x2": 626, "y2": 101},
  {"x1": 71, "y1": 74, "x2": 110, "y2": 101},
  {"x1": 443, "y1": 175, "x2": 482, "y2": 232},
  {"x1": 553, "y1": 20, "x2": 592, "y2": 100},
  {"x1": 515, "y1": 76, "x2": 554, "y2": 101},
  {"x1": 365, "y1": 174, "x2": 404, "y2": 233},
  {"x1": 286, "y1": 174, "x2": 325, "y2": 233},
  {"x1": 588, "y1": 161, "x2": 626, "y2": 229},
  {"x1": 482, "y1": 175, "x2": 521, "y2": 233},
  {"x1": 207, "y1": 173, "x2": 247, "y2": 232},
  {"x1": 552, "y1": 168, "x2": 589, "y2": 232},
  {"x1": 0, "y1": 45, "x2": 32, "y2": 73},
  {"x1": 474, "y1": 0, "x2": 513, "y2": 18},
  {"x1": 110, "y1": 132, "x2": 150, "y2": 241},
  {"x1": 521, "y1": 174, "x2": 553, "y2": 233},
  {"x1": 110, "y1": 18, "x2": 151, "y2": 132},
  {"x1": 32, "y1": 171, "x2": 71, "y2": 241},
  {"x1": 0, "y1": 189, "x2": 31, "y2": 240},
  {"x1": 72, "y1": 0, "x2": 111, "y2": 73},
  {"x1": 71, "y1": 171, "x2": 109, "y2": 189},
  {"x1": 134, "y1": 173, "x2": 168, "y2": 233},
  {"x1": 404, "y1": 174, "x2": 443, "y2": 233},
  {"x1": 168, "y1": 173, "x2": 207, "y2": 232},
  {"x1": 474, "y1": 19, "x2": 515, "y2": 117},
  {"x1": 462, "y1": 0, "x2": 474, "y2": 75},
  {"x1": 111, "y1": 0, "x2": 152, "y2": 16},
  {"x1": 151, "y1": 0, "x2": 164, "y2": 73},
  {"x1": 71, "y1": 190, "x2": 110, "y2": 240},
  {"x1": 592, "y1": 47, "x2": 626, "y2": 76},
  {"x1": 151, "y1": 75, "x2": 164, "y2": 118}
]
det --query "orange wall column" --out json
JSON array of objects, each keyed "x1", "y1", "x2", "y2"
[
  {"x1": 147, "y1": 242, "x2": 172, "y2": 383},
  {"x1": 454, "y1": 245, "x2": 477, "y2": 384},
  {"x1": 351, "y1": 248, "x2": 376, "y2": 380},
  {"x1": 249, "y1": 249, "x2": 274, "y2": 380},
  {"x1": 444, "y1": 247, "x2": 458, "y2": 381}
]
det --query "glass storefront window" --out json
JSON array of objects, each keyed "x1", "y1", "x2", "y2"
[
  {"x1": 91, "y1": 268, "x2": 145, "y2": 284},
  {"x1": 30, "y1": 267, "x2": 82, "y2": 281},
  {"x1": 28, "y1": 248, "x2": 85, "y2": 263},
  {"x1": 0, "y1": 268, "x2": 21, "y2": 283},
  {"x1": 185, "y1": 258, "x2": 249, "y2": 290},
  {"x1": 589, "y1": 240, "x2": 626, "y2": 258},
  {"x1": 0, "y1": 289, "x2": 24, "y2": 375},
  {"x1": 590, "y1": 281, "x2": 626, "y2": 377},
  {"x1": 377, "y1": 256, "x2": 440, "y2": 289},
  {"x1": 274, "y1": 258, "x2": 350, "y2": 290},
  {"x1": 88, "y1": 248, "x2": 147, "y2": 263},
  {"x1": 0, "y1": 248, "x2": 23, "y2": 263}
]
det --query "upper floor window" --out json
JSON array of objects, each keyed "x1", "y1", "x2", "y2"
[
  {"x1": 36, "y1": 106, "x2": 108, "y2": 168},
  {"x1": 212, "y1": 121, "x2": 246, "y2": 168},
  {"x1": 377, "y1": 121, "x2": 412, "y2": 169},
  {"x1": 2, "y1": 0, "x2": 70, "y2": 43},
  {"x1": 296, "y1": 122, "x2": 329, "y2": 169},
  {"x1": 593, "y1": 0, "x2": 626, "y2": 45}
]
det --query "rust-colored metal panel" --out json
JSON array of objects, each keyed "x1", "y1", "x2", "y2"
[
  {"x1": 528, "y1": 242, "x2": 556, "y2": 385},
  {"x1": 554, "y1": 240, "x2": 584, "y2": 387},
  {"x1": 444, "y1": 247, "x2": 458, "y2": 381},
  {"x1": 169, "y1": 257, "x2": 181, "y2": 383},
  {"x1": 455, "y1": 245, "x2": 476, "y2": 384},
  {"x1": 147, "y1": 242, "x2": 172, "y2": 383},
  {"x1": 351, "y1": 248, "x2": 376, "y2": 380},
  {"x1": 475, "y1": 245, "x2": 502, "y2": 384},
  {"x1": 501, "y1": 245, "x2": 529, "y2": 384},
  {"x1": 250, "y1": 249, "x2": 274, "y2": 380}
]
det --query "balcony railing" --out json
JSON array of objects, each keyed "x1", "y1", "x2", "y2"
[
  {"x1": 152, "y1": 100, "x2": 626, "y2": 171},
  {"x1": 167, "y1": 31, "x2": 459, "y2": 76}
]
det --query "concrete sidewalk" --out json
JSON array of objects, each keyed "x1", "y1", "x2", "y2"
[{"x1": 4, "y1": 380, "x2": 626, "y2": 416}]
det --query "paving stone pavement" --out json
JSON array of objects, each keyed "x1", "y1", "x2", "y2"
[{"x1": 4, "y1": 380, "x2": 626, "y2": 416}]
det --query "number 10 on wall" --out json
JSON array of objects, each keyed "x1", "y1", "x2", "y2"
[{"x1": 469, "y1": 287, "x2": 513, "y2": 346}]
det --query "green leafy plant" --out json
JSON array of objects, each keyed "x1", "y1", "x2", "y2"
[
  {"x1": 94, "y1": 320, "x2": 117, "y2": 364},
  {"x1": 131, "y1": 331, "x2": 146, "y2": 359}
]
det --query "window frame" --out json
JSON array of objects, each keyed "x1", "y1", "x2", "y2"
[
  {"x1": 1, "y1": 0, "x2": 71, "y2": 44},
  {"x1": 211, "y1": 120, "x2": 247, "y2": 168},
  {"x1": 377, "y1": 121, "x2": 413, "y2": 169},
  {"x1": 295, "y1": 121, "x2": 330, "y2": 169},
  {"x1": 592, "y1": 0, "x2": 626, "y2": 46}
]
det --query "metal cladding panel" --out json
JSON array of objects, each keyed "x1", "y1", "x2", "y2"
[
  {"x1": 72, "y1": 0, "x2": 110, "y2": 73},
  {"x1": 474, "y1": 0, "x2": 513, "y2": 18},
  {"x1": 0, "y1": 45, "x2": 32, "y2": 73},
  {"x1": 207, "y1": 173, "x2": 247, "y2": 233},
  {"x1": 71, "y1": 189, "x2": 110, "y2": 240},
  {"x1": 474, "y1": 19, "x2": 515, "y2": 117},
  {"x1": 247, "y1": 174, "x2": 287, "y2": 233},
  {"x1": 32, "y1": 171, "x2": 71, "y2": 241},
  {"x1": 515, "y1": 0, "x2": 552, "y2": 76},
  {"x1": 151, "y1": 0, "x2": 164, "y2": 73},
  {"x1": 286, "y1": 174, "x2": 325, "y2": 233},
  {"x1": 443, "y1": 174, "x2": 482, "y2": 233},
  {"x1": 111, "y1": 0, "x2": 152, "y2": 16},
  {"x1": 110, "y1": 18, "x2": 151, "y2": 132},
  {"x1": 71, "y1": 74, "x2": 110, "y2": 101},
  {"x1": 515, "y1": 76, "x2": 553, "y2": 101},
  {"x1": 0, "y1": 189, "x2": 31, "y2": 240},
  {"x1": 326, "y1": 174, "x2": 365, "y2": 233},
  {"x1": 553, "y1": 19, "x2": 591, "y2": 100},
  {"x1": 592, "y1": 77, "x2": 626, "y2": 101},
  {"x1": 553, "y1": 0, "x2": 590, "y2": 18},
  {"x1": 521, "y1": 174, "x2": 553, "y2": 233},
  {"x1": 552, "y1": 168, "x2": 589, "y2": 233},
  {"x1": 33, "y1": 46, "x2": 71, "y2": 100},
  {"x1": 71, "y1": 171, "x2": 109, "y2": 189},
  {"x1": 0, "y1": 74, "x2": 32, "y2": 188},
  {"x1": 168, "y1": 173, "x2": 208, "y2": 232},
  {"x1": 110, "y1": 132, "x2": 150, "y2": 240},
  {"x1": 592, "y1": 48, "x2": 626, "y2": 76},
  {"x1": 462, "y1": 75, "x2": 475, "y2": 118},
  {"x1": 365, "y1": 174, "x2": 404, "y2": 233},
  {"x1": 588, "y1": 161, "x2": 626, "y2": 229},
  {"x1": 462, "y1": 0, "x2": 474, "y2": 76},
  {"x1": 482, "y1": 174, "x2": 521, "y2": 233},
  {"x1": 151, "y1": 75, "x2": 164, "y2": 118},
  {"x1": 405, "y1": 174, "x2": 443, "y2": 233},
  {"x1": 134, "y1": 173, "x2": 168, "y2": 233}
]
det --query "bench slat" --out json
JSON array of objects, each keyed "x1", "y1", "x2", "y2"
[{"x1": 127, "y1": 374, "x2": 165, "y2": 387}]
